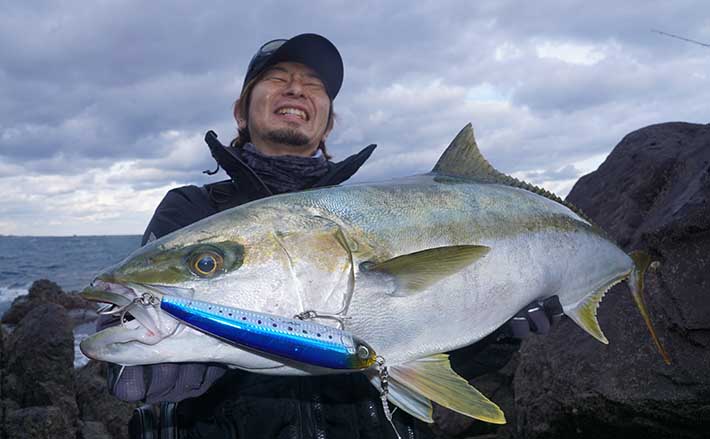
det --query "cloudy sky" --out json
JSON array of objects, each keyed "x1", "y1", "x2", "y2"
[{"x1": 1, "y1": 1, "x2": 708, "y2": 236}]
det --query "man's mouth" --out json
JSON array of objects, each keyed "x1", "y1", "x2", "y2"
[
  {"x1": 81, "y1": 281, "x2": 181, "y2": 345},
  {"x1": 275, "y1": 106, "x2": 309, "y2": 121}
]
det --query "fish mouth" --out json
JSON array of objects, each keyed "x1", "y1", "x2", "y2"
[{"x1": 80, "y1": 280, "x2": 188, "y2": 351}]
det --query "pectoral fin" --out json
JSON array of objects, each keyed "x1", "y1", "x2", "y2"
[
  {"x1": 364, "y1": 245, "x2": 490, "y2": 294},
  {"x1": 387, "y1": 354, "x2": 505, "y2": 424}
]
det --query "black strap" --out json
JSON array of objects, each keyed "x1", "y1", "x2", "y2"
[
  {"x1": 160, "y1": 402, "x2": 178, "y2": 439},
  {"x1": 129, "y1": 405, "x2": 157, "y2": 439}
]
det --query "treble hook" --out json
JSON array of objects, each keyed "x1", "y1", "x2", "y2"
[
  {"x1": 293, "y1": 310, "x2": 351, "y2": 329},
  {"x1": 97, "y1": 293, "x2": 161, "y2": 329}
]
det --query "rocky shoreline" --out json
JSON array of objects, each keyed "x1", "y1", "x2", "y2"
[
  {"x1": 2, "y1": 122, "x2": 708, "y2": 438},
  {"x1": 1, "y1": 280, "x2": 137, "y2": 438}
]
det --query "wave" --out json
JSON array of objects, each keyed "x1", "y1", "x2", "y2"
[{"x1": 0, "y1": 285, "x2": 30, "y2": 316}]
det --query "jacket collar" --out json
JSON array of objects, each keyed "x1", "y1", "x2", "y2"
[{"x1": 203, "y1": 130, "x2": 376, "y2": 198}]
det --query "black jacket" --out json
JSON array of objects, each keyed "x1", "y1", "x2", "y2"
[{"x1": 138, "y1": 136, "x2": 519, "y2": 439}]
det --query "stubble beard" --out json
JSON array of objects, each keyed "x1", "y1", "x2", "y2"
[{"x1": 265, "y1": 128, "x2": 311, "y2": 147}]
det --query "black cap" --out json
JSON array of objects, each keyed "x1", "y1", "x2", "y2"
[{"x1": 242, "y1": 33, "x2": 344, "y2": 100}]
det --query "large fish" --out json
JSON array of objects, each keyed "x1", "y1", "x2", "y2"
[{"x1": 81, "y1": 124, "x2": 669, "y2": 424}]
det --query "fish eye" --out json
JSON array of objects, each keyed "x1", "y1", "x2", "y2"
[{"x1": 189, "y1": 251, "x2": 224, "y2": 277}]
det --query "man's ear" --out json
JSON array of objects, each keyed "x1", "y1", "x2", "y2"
[
  {"x1": 234, "y1": 101, "x2": 247, "y2": 130},
  {"x1": 322, "y1": 109, "x2": 335, "y2": 143}
]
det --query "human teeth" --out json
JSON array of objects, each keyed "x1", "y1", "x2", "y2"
[{"x1": 277, "y1": 108, "x2": 307, "y2": 120}]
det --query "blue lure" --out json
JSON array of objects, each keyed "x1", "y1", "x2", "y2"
[{"x1": 160, "y1": 295, "x2": 377, "y2": 370}]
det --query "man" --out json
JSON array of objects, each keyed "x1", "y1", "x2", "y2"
[{"x1": 101, "y1": 33, "x2": 561, "y2": 438}]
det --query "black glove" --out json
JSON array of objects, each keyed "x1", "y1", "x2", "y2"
[
  {"x1": 506, "y1": 295, "x2": 564, "y2": 338},
  {"x1": 97, "y1": 315, "x2": 227, "y2": 403}
]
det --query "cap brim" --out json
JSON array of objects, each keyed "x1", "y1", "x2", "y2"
[{"x1": 263, "y1": 33, "x2": 343, "y2": 99}]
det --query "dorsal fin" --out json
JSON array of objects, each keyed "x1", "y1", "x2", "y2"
[{"x1": 432, "y1": 124, "x2": 593, "y2": 224}]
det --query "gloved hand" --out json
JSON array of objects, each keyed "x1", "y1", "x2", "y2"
[
  {"x1": 507, "y1": 295, "x2": 564, "y2": 338},
  {"x1": 97, "y1": 315, "x2": 227, "y2": 403}
]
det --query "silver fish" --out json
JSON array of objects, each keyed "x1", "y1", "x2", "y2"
[{"x1": 80, "y1": 124, "x2": 669, "y2": 424}]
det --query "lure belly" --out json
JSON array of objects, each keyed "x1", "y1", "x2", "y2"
[{"x1": 160, "y1": 295, "x2": 377, "y2": 370}]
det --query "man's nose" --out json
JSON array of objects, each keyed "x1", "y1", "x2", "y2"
[{"x1": 283, "y1": 77, "x2": 305, "y2": 97}]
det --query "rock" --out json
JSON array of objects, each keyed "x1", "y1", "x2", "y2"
[
  {"x1": 79, "y1": 420, "x2": 113, "y2": 439},
  {"x1": 568, "y1": 122, "x2": 710, "y2": 251},
  {"x1": 68, "y1": 307, "x2": 102, "y2": 326},
  {"x1": 5, "y1": 406, "x2": 75, "y2": 439},
  {"x1": 75, "y1": 360, "x2": 137, "y2": 439},
  {"x1": 2, "y1": 279, "x2": 94, "y2": 325},
  {"x1": 4, "y1": 303, "x2": 79, "y2": 431},
  {"x1": 514, "y1": 122, "x2": 710, "y2": 439}
]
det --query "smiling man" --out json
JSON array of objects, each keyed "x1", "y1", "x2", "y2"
[
  {"x1": 239, "y1": 61, "x2": 333, "y2": 156},
  {"x1": 100, "y1": 33, "x2": 562, "y2": 439}
]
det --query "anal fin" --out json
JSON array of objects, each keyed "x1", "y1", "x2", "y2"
[
  {"x1": 369, "y1": 373, "x2": 434, "y2": 423},
  {"x1": 566, "y1": 277, "x2": 627, "y2": 344},
  {"x1": 385, "y1": 354, "x2": 505, "y2": 424}
]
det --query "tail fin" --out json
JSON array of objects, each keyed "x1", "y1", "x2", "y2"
[{"x1": 628, "y1": 250, "x2": 671, "y2": 365}]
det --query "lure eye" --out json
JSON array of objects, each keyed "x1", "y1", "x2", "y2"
[
  {"x1": 190, "y1": 251, "x2": 224, "y2": 277},
  {"x1": 357, "y1": 345, "x2": 371, "y2": 360}
]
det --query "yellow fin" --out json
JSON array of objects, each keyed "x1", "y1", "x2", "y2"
[
  {"x1": 566, "y1": 276, "x2": 627, "y2": 344},
  {"x1": 432, "y1": 123, "x2": 593, "y2": 224},
  {"x1": 369, "y1": 374, "x2": 433, "y2": 423},
  {"x1": 364, "y1": 245, "x2": 490, "y2": 294},
  {"x1": 388, "y1": 354, "x2": 505, "y2": 424},
  {"x1": 629, "y1": 250, "x2": 671, "y2": 365}
]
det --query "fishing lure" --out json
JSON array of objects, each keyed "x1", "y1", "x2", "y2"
[{"x1": 160, "y1": 295, "x2": 378, "y2": 370}]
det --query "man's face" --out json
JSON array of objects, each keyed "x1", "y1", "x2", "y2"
[{"x1": 239, "y1": 62, "x2": 332, "y2": 156}]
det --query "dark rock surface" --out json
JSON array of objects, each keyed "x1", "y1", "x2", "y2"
[
  {"x1": 4, "y1": 304, "x2": 79, "y2": 428},
  {"x1": 1, "y1": 280, "x2": 136, "y2": 438},
  {"x1": 514, "y1": 122, "x2": 710, "y2": 439},
  {"x1": 5, "y1": 406, "x2": 74, "y2": 439},
  {"x1": 80, "y1": 420, "x2": 113, "y2": 439},
  {"x1": 2, "y1": 279, "x2": 94, "y2": 325}
]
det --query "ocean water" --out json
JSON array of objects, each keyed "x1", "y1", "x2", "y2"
[
  {"x1": 0, "y1": 235, "x2": 142, "y2": 367},
  {"x1": 0, "y1": 235, "x2": 141, "y2": 367},
  {"x1": 0, "y1": 235, "x2": 142, "y2": 313}
]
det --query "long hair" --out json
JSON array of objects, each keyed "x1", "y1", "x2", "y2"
[{"x1": 230, "y1": 74, "x2": 335, "y2": 160}]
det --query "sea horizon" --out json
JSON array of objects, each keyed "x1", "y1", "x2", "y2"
[{"x1": 0, "y1": 235, "x2": 144, "y2": 311}]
